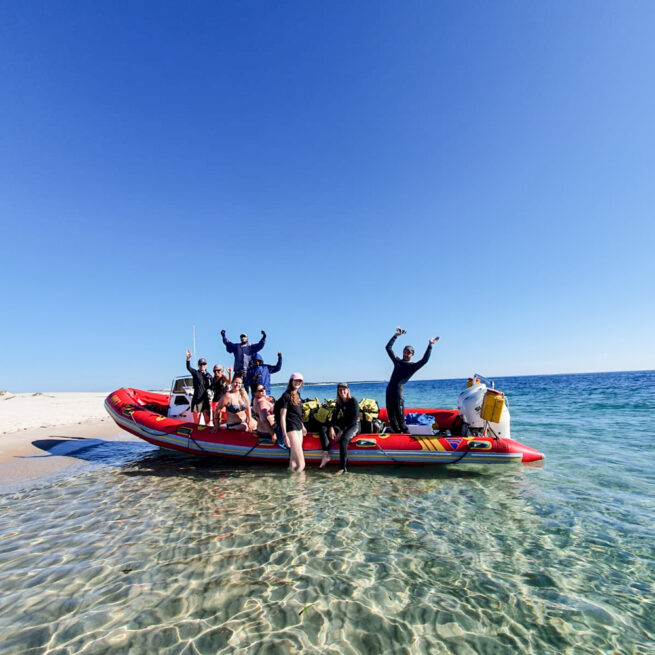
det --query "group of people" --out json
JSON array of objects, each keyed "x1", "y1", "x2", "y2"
[
  {"x1": 185, "y1": 330, "x2": 281, "y2": 425},
  {"x1": 185, "y1": 328, "x2": 439, "y2": 474}
]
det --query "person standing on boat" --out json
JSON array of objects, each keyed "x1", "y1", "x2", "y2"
[
  {"x1": 185, "y1": 350, "x2": 213, "y2": 426},
  {"x1": 318, "y1": 383, "x2": 360, "y2": 474},
  {"x1": 220, "y1": 329, "x2": 266, "y2": 381},
  {"x1": 385, "y1": 329, "x2": 439, "y2": 433},
  {"x1": 274, "y1": 373, "x2": 307, "y2": 472},
  {"x1": 210, "y1": 364, "x2": 232, "y2": 426},
  {"x1": 245, "y1": 352, "x2": 282, "y2": 397}
]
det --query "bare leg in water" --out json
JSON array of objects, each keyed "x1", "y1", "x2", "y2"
[{"x1": 287, "y1": 429, "x2": 305, "y2": 472}]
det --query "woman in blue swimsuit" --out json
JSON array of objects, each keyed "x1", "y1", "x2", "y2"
[{"x1": 213, "y1": 377, "x2": 256, "y2": 432}]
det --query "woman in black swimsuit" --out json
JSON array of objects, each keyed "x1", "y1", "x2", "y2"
[{"x1": 213, "y1": 377, "x2": 255, "y2": 432}]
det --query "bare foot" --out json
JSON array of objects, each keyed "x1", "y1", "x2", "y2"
[
  {"x1": 319, "y1": 452, "x2": 330, "y2": 468},
  {"x1": 336, "y1": 469, "x2": 346, "y2": 475}
]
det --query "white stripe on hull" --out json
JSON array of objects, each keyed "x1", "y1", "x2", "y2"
[{"x1": 106, "y1": 401, "x2": 521, "y2": 465}]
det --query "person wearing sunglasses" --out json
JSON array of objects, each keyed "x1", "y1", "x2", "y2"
[
  {"x1": 319, "y1": 382, "x2": 360, "y2": 474},
  {"x1": 274, "y1": 373, "x2": 307, "y2": 472},
  {"x1": 210, "y1": 364, "x2": 232, "y2": 426},
  {"x1": 185, "y1": 350, "x2": 213, "y2": 426},
  {"x1": 213, "y1": 377, "x2": 256, "y2": 432},
  {"x1": 385, "y1": 328, "x2": 439, "y2": 433},
  {"x1": 252, "y1": 385, "x2": 276, "y2": 439}
]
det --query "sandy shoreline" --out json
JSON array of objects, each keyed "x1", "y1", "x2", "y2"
[
  {"x1": 0, "y1": 392, "x2": 141, "y2": 490},
  {"x1": 0, "y1": 391, "x2": 112, "y2": 435}
]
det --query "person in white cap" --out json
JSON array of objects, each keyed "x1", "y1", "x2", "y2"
[{"x1": 274, "y1": 372, "x2": 307, "y2": 472}]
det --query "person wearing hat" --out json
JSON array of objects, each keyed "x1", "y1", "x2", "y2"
[
  {"x1": 385, "y1": 328, "x2": 439, "y2": 433},
  {"x1": 273, "y1": 372, "x2": 307, "y2": 472},
  {"x1": 186, "y1": 350, "x2": 213, "y2": 425},
  {"x1": 318, "y1": 383, "x2": 360, "y2": 473},
  {"x1": 220, "y1": 329, "x2": 267, "y2": 381},
  {"x1": 245, "y1": 351, "x2": 282, "y2": 397},
  {"x1": 210, "y1": 363, "x2": 232, "y2": 425}
]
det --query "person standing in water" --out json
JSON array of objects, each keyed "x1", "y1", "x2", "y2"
[
  {"x1": 385, "y1": 328, "x2": 439, "y2": 433},
  {"x1": 275, "y1": 373, "x2": 307, "y2": 472}
]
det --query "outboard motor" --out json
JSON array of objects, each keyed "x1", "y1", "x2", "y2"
[{"x1": 457, "y1": 375, "x2": 511, "y2": 439}]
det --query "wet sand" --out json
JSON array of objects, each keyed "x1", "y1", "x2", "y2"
[{"x1": 0, "y1": 391, "x2": 142, "y2": 490}]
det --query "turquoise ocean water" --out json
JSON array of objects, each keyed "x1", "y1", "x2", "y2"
[{"x1": 1, "y1": 370, "x2": 653, "y2": 654}]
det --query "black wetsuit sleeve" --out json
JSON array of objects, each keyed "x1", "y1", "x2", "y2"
[
  {"x1": 345, "y1": 398, "x2": 360, "y2": 431},
  {"x1": 413, "y1": 344, "x2": 432, "y2": 371},
  {"x1": 386, "y1": 335, "x2": 400, "y2": 363},
  {"x1": 186, "y1": 360, "x2": 204, "y2": 401}
]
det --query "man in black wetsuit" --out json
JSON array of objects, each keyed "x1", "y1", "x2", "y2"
[{"x1": 385, "y1": 329, "x2": 439, "y2": 433}]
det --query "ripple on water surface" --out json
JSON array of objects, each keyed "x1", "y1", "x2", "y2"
[{"x1": 1, "y1": 371, "x2": 655, "y2": 654}]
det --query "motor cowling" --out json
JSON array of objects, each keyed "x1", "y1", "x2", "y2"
[
  {"x1": 457, "y1": 379, "x2": 511, "y2": 439},
  {"x1": 458, "y1": 382, "x2": 487, "y2": 429}
]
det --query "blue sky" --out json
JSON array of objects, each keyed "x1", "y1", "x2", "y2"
[{"x1": 1, "y1": 1, "x2": 654, "y2": 392}]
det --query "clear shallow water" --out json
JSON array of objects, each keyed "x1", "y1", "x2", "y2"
[{"x1": 1, "y1": 371, "x2": 654, "y2": 654}]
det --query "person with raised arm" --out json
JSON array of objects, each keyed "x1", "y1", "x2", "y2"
[
  {"x1": 210, "y1": 364, "x2": 232, "y2": 426},
  {"x1": 245, "y1": 351, "x2": 282, "y2": 397},
  {"x1": 385, "y1": 329, "x2": 439, "y2": 433},
  {"x1": 185, "y1": 350, "x2": 213, "y2": 426},
  {"x1": 220, "y1": 329, "x2": 266, "y2": 381}
]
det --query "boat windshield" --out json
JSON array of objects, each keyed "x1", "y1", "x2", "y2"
[{"x1": 171, "y1": 376, "x2": 193, "y2": 394}]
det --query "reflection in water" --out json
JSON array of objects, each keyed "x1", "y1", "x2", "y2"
[
  {"x1": 0, "y1": 438, "x2": 652, "y2": 654},
  {"x1": 1, "y1": 370, "x2": 654, "y2": 653}
]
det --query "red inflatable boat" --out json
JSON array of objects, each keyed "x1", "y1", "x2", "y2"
[{"x1": 105, "y1": 387, "x2": 544, "y2": 466}]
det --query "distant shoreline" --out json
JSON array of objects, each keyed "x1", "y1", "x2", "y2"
[
  {"x1": 2, "y1": 368, "x2": 652, "y2": 396},
  {"x1": 271, "y1": 369, "x2": 655, "y2": 388}
]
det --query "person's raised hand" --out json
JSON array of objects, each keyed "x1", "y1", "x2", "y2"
[
  {"x1": 429, "y1": 337, "x2": 440, "y2": 345},
  {"x1": 220, "y1": 329, "x2": 226, "y2": 337},
  {"x1": 186, "y1": 349, "x2": 192, "y2": 360},
  {"x1": 261, "y1": 330, "x2": 267, "y2": 338}
]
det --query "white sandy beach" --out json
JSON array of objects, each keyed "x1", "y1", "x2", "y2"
[
  {"x1": 0, "y1": 391, "x2": 110, "y2": 435},
  {"x1": 0, "y1": 391, "x2": 141, "y2": 488}
]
